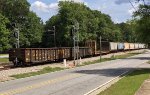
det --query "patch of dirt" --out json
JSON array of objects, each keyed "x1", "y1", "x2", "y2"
[{"x1": 135, "y1": 79, "x2": 150, "y2": 95}]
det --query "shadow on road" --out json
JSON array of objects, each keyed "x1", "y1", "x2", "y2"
[
  {"x1": 73, "y1": 68, "x2": 150, "y2": 77},
  {"x1": 125, "y1": 57, "x2": 150, "y2": 60}
]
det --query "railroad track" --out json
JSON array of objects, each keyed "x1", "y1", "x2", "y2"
[{"x1": 0, "y1": 64, "x2": 12, "y2": 71}]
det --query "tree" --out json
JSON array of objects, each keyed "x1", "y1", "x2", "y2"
[
  {"x1": 116, "y1": 22, "x2": 136, "y2": 42},
  {"x1": 0, "y1": 13, "x2": 11, "y2": 52},
  {"x1": 18, "y1": 12, "x2": 44, "y2": 47},
  {"x1": 134, "y1": 4, "x2": 150, "y2": 43},
  {"x1": 0, "y1": 0, "x2": 44, "y2": 48},
  {"x1": 0, "y1": 0, "x2": 30, "y2": 20},
  {"x1": 43, "y1": 1, "x2": 123, "y2": 47}
]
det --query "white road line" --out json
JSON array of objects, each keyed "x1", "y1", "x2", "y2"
[{"x1": 84, "y1": 70, "x2": 131, "y2": 95}]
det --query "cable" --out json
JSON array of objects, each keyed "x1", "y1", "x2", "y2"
[{"x1": 128, "y1": 0, "x2": 137, "y2": 11}]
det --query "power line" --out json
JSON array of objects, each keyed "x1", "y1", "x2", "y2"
[{"x1": 128, "y1": 0, "x2": 137, "y2": 11}]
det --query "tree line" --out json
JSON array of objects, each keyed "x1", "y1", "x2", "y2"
[{"x1": 0, "y1": 0, "x2": 149, "y2": 52}]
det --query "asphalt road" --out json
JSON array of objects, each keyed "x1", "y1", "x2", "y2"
[{"x1": 0, "y1": 51, "x2": 150, "y2": 95}]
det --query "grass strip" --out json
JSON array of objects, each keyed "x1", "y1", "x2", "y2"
[
  {"x1": 113, "y1": 52, "x2": 141, "y2": 59},
  {"x1": 11, "y1": 67, "x2": 65, "y2": 79},
  {"x1": 147, "y1": 61, "x2": 150, "y2": 64},
  {"x1": 0, "y1": 58, "x2": 9, "y2": 63},
  {"x1": 81, "y1": 52, "x2": 142, "y2": 66},
  {"x1": 98, "y1": 69, "x2": 150, "y2": 95}
]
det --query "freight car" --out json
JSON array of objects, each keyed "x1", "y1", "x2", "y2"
[
  {"x1": 85, "y1": 40, "x2": 146, "y2": 53},
  {"x1": 130, "y1": 43, "x2": 135, "y2": 50},
  {"x1": 134, "y1": 43, "x2": 139, "y2": 49},
  {"x1": 85, "y1": 40, "x2": 110, "y2": 55},
  {"x1": 9, "y1": 47, "x2": 92, "y2": 66},
  {"x1": 117, "y1": 43, "x2": 124, "y2": 51},
  {"x1": 109, "y1": 42, "x2": 118, "y2": 52},
  {"x1": 9, "y1": 41, "x2": 146, "y2": 66},
  {"x1": 124, "y1": 43, "x2": 130, "y2": 50}
]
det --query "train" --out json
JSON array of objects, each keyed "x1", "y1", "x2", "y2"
[{"x1": 9, "y1": 41, "x2": 146, "y2": 66}]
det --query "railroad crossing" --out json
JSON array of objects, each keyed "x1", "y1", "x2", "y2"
[{"x1": 0, "y1": 51, "x2": 150, "y2": 95}]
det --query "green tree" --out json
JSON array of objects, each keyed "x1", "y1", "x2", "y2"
[
  {"x1": 0, "y1": 13, "x2": 11, "y2": 52},
  {"x1": 0, "y1": 0, "x2": 44, "y2": 48},
  {"x1": 44, "y1": 1, "x2": 123, "y2": 47},
  {"x1": 134, "y1": 5, "x2": 150, "y2": 43},
  {"x1": 19, "y1": 12, "x2": 44, "y2": 47},
  {"x1": 116, "y1": 22, "x2": 136, "y2": 42}
]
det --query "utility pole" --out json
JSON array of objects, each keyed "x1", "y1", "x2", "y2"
[
  {"x1": 99, "y1": 36, "x2": 102, "y2": 61},
  {"x1": 73, "y1": 25, "x2": 76, "y2": 65},
  {"x1": 72, "y1": 21, "x2": 79, "y2": 66},
  {"x1": 76, "y1": 22, "x2": 79, "y2": 65},
  {"x1": 53, "y1": 26, "x2": 56, "y2": 47}
]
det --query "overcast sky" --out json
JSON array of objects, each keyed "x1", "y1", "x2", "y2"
[{"x1": 27, "y1": 0, "x2": 144, "y2": 23}]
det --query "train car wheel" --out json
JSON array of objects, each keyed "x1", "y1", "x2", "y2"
[{"x1": 20, "y1": 61, "x2": 25, "y2": 67}]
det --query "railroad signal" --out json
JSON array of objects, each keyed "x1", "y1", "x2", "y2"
[
  {"x1": 14, "y1": 32, "x2": 18, "y2": 38},
  {"x1": 70, "y1": 25, "x2": 75, "y2": 36},
  {"x1": 13, "y1": 28, "x2": 20, "y2": 48},
  {"x1": 71, "y1": 21, "x2": 80, "y2": 66},
  {"x1": 11, "y1": 23, "x2": 16, "y2": 28},
  {"x1": 53, "y1": 26, "x2": 56, "y2": 47},
  {"x1": 47, "y1": 26, "x2": 56, "y2": 47}
]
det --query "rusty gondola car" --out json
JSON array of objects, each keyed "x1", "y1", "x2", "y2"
[
  {"x1": 85, "y1": 40, "x2": 110, "y2": 55},
  {"x1": 9, "y1": 47, "x2": 92, "y2": 66},
  {"x1": 9, "y1": 41, "x2": 147, "y2": 66}
]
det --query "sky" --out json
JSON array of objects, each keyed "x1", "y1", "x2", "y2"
[{"x1": 27, "y1": 0, "x2": 144, "y2": 23}]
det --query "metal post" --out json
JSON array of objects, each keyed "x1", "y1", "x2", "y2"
[
  {"x1": 100, "y1": 36, "x2": 102, "y2": 61},
  {"x1": 73, "y1": 26, "x2": 76, "y2": 65},
  {"x1": 76, "y1": 22, "x2": 79, "y2": 65},
  {"x1": 76, "y1": 28, "x2": 79, "y2": 65},
  {"x1": 53, "y1": 26, "x2": 56, "y2": 47}
]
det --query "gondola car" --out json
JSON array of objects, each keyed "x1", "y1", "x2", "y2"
[
  {"x1": 117, "y1": 43, "x2": 124, "y2": 51},
  {"x1": 134, "y1": 43, "x2": 139, "y2": 49},
  {"x1": 109, "y1": 42, "x2": 118, "y2": 52},
  {"x1": 9, "y1": 47, "x2": 92, "y2": 66},
  {"x1": 9, "y1": 40, "x2": 147, "y2": 66},
  {"x1": 124, "y1": 43, "x2": 130, "y2": 50},
  {"x1": 85, "y1": 40, "x2": 110, "y2": 55},
  {"x1": 130, "y1": 43, "x2": 135, "y2": 50}
]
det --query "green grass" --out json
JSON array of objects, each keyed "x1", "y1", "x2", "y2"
[
  {"x1": 82, "y1": 58, "x2": 113, "y2": 66},
  {"x1": 0, "y1": 58, "x2": 9, "y2": 64},
  {"x1": 11, "y1": 67, "x2": 65, "y2": 79},
  {"x1": 80, "y1": 52, "x2": 142, "y2": 66},
  {"x1": 114, "y1": 52, "x2": 141, "y2": 59},
  {"x1": 147, "y1": 61, "x2": 150, "y2": 64},
  {"x1": 98, "y1": 69, "x2": 150, "y2": 95}
]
